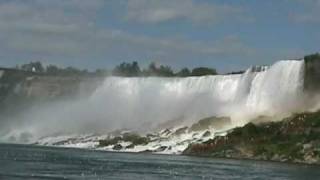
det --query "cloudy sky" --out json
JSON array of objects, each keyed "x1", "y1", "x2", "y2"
[{"x1": 0, "y1": 0, "x2": 319, "y2": 72}]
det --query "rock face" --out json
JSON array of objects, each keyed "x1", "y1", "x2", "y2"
[
  {"x1": 99, "y1": 133, "x2": 149, "y2": 148},
  {"x1": 0, "y1": 68, "x2": 102, "y2": 115},
  {"x1": 304, "y1": 53, "x2": 320, "y2": 93},
  {"x1": 0, "y1": 69, "x2": 102, "y2": 99},
  {"x1": 189, "y1": 117, "x2": 232, "y2": 132},
  {"x1": 183, "y1": 111, "x2": 320, "y2": 165}
]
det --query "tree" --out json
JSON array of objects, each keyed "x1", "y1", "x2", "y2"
[
  {"x1": 46, "y1": 65, "x2": 59, "y2": 75},
  {"x1": 21, "y1": 61, "x2": 44, "y2": 73},
  {"x1": 191, "y1": 67, "x2": 217, "y2": 76},
  {"x1": 146, "y1": 62, "x2": 158, "y2": 76},
  {"x1": 304, "y1": 53, "x2": 320, "y2": 62},
  {"x1": 143, "y1": 62, "x2": 175, "y2": 77},
  {"x1": 113, "y1": 61, "x2": 141, "y2": 77},
  {"x1": 158, "y1": 65, "x2": 174, "y2": 77},
  {"x1": 176, "y1": 68, "x2": 191, "y2": 77},
  {"x1": 129, "y1": 61, "x2": 141, "y2": 76}
]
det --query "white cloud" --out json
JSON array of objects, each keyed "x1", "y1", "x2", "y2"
[
  {"x1": 125, "y1": 0, "x2": 253, "y2": 24},
  {"x1": 0, "y1": 0, "x2": 103, "y2": 54},
  {"x1": 0, "y1": 0, "x2": 255, "y2": 68}
]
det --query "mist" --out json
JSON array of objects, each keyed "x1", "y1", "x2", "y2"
[{"x1": 0, "y1": 60, "x2": 310, "y2": 143}]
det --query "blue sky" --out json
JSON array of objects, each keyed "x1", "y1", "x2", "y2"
[{"x1": 0, "y1": 0, "x2": 319, "y2": 72}]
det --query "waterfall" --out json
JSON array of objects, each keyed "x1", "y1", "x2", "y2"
[
  {"x1": 245, "y1": 60, "x2": 305, "y2": 117},
  {"x1": 83, "y1": 60, "x2": 305, "y2": 127},
  {"x1": 0, "y1": 60, "x2": 306, "y2": 141}
]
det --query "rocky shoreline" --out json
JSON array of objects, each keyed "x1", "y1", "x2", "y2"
[
  {"x1": 33, "y1": 111, "x2": 320, "y2": 165},
  {"x1": 183, "y1": 111, "x2": 320, "y2": 165}
]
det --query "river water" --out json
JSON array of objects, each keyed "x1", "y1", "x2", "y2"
[{"x1": 0, "y1": 144, "x2": 319, "y2": 180}]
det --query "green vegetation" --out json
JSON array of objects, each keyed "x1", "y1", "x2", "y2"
[
  {"x1": 304, "y1": 53, "x2": 320, "y2": 62},
  {"x1": 122, "y1": 133, "x2": 149, "y2": 145},
  {"x1": 14, "y1": 61, "x2": 95, "y2": 77},
  {"x1": 184, "y1": 112, "x2": 320, "y2": 164},
  {"x1": 20, "y1": 61, "x2": 44, "y2": 73},
  {"x1": 176, "y1": 68, "x2": 191, "y2": 77},
  {"x1": 98, "y1": 137, "x2": 122, "y2": 147},
  {"x1": 191, "y1": 67, "x2": 217, "y2": 76},
  {"x1": 2, "y1": 60, "x2": 219, "y2": 78},
  {"x1": 112, "y1": 61, "x2": 217, "y2": 77},
  {"x1": 2, "y1": 52, "x2": 320, "y2": 78},
  {"x1": 142, "y1": 62, "x2": 175, "y2": 77},
  {"x1": 113, "y1": 61, "x2": 141, "y2": 77}
]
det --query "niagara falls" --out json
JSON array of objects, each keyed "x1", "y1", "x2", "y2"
[
  {"x1": 0, "y1": 60, "x2": 307, "y2": 143},
  {"x1": 1, "y1": 0, "x2": 320, "y2": 179}
]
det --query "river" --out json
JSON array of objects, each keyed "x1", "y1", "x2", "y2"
[{"x1": 0, "y1": 144, "x2": 319, "y2": 179}]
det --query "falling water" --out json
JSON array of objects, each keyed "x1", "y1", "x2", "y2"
[{"x1": 0, "y1": 60, "x2": 306, "y2": 141}]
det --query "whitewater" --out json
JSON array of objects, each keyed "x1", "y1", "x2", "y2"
[
  {"x1": 89, "y1": 60, "x2": 304, "y2": 129},
  {"x1": 0, "y1": 60, "x2": 308, "y2": 153}
]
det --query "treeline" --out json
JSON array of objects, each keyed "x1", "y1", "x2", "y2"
[
  {"x1": 113, "y1": 62, "x2": 217, "y2": 77},
  {"x1": 15, "y1": 61, "x2": 218, "y2": 77},
  {"x1": 16, "y1": 62, "x2": 97, "y2": 76},
  {"x1": 10, "y1": 53, "x2": 320, "y2": 77}
]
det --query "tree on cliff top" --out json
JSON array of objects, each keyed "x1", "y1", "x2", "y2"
[
  {"x1": 113, "y1": 61, "x2": 141, "y2": 77},
  {"x1": 46, "y1": 65, "x2": 59, "y2": 75},
  {"x1": 143, "y1": 62, "x2": 174, "y2": 77},
  {"x1": 21, "y1": 61, "x2": 44, "y2": 73},
  {"x1": 304, "y1": 53, "x2": 320, "y2": 62},
  {"x1": 176, "y1": 68, "x2": 191, "y2": 77},
  {"x1": 191, "y1": 67, "x2": 217, "y2": 76}
]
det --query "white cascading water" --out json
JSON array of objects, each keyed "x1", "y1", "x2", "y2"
[
  {"x1": 1, "y1": 60, "x2": 306, "y2": 142},
  {"x1": 244, "y1": 60, "x2": 305, "y2": 118},
  {"x1": 87, "y1": 60, "x2": 305, "y2": 128}
]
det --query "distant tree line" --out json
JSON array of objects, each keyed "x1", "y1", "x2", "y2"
[
  {"x1": 113, "y1": 61, "x2": 217, "y2": 77},
  {"x1": 9, "y1": 53, "x2": 320, "y2": 78},
  {"x1": 16, "y1": 61, "x2": 105, "y2": 77},
  {"x1": 15, "y1": 61, "x2": 218, "y2": 77}
]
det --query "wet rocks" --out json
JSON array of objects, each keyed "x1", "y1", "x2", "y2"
[
  {"x1": 183, "y1": 111, "x2": 320, "y2": 165},
  {"x1": 173, "y1": 127, "x2": 188, "y2": 136},
  {"x1": 202, "y1": 131, "x2": 211, "y2": 138},
  {"x1": 189, "y1": 116, "x2": 231, "y2": 131},
  {"x1": 99, "y1": 133, "x2": 150, "y2": 148},
  {"x1": 113, "y1": 144, "x2": 123, "y2": 150}
]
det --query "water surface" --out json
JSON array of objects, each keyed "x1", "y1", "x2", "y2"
[{"x1": 0, "y1": 144, "x2": 319, "y2": 179}]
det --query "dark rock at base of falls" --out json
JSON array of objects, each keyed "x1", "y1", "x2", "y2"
[
  {"x1": 113, "y1": 144, "x2": 123, "y2": 150},
  {"x1": 189, "y1": 116, "x2": 232, "y2": 132},
  {"x1": 98, "y1": 133, "x2": 150, "y2": 148},
  {"x1": 173, "y1": 127, "x2": 188, "y2": 136},
  {"x1": 183, "y1": 111, "x2": 320, "y2": 165},
  {"x1": 202, "y1": 131, "x2": 211, "y2": 138}
]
